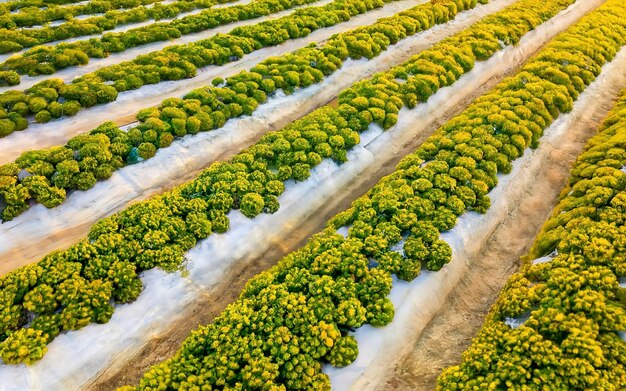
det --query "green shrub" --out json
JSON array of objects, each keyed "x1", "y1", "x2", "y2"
[{"x1": 35, "y1": 110, "x2": 52, "y2": 123}]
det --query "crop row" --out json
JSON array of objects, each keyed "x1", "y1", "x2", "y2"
[
  {"x1": 0, "y1": 0, "x2": 580, "y2": 365},
  {"x1": 437, "y1": 48, "x2": 626, "y2": 391},
  {"x1": 0, "y1": 0, "x2": 299, "y2": 68},
  {"x1": 0, "y1": 0, "x2": 392, "y2": 126},
  {"x1": 0, "y1": 0, "x2": 235, "y2": 59},
  {"x1": 118, "y1": 0, "x2": 626, "y2": 389},
  {"x1": 3, "y1": 0, "x2": 376, "y2": 85},
  {"x1": 0, "y1": 0, "x2": 92, "y2": 15},
  {"x1": 0, "y1": 0, "x2": 486, "y2": 221},
  {"x1": 0, "y1": 0, "x2": 165, "y2": 30}
]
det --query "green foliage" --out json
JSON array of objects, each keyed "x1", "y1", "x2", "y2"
[
  {"x1": 0, "y1": 328, "x2": 48, "y2": 365},
  {"x1": 0, "y1": 71, "x2": 20, "y2": 87},
  {"x1": 326, "y1": 335, "x2": 358, "y2": 367},
  {"x1": 0, "y1": 0, "x2": 516, "y2": 223},
  {"x1": 0, "y1": 0, "x2": 489, "y2": 138},
  {"x1": 34, "y1": 110, "x2": 52, "y2": 123},
  {"x1": 0, "y1": 0, "x2": 216, "y2": 55},
  {"x1": 239, "y1": 192, "x2": 265, "y2": 218},
  {"x1": 437, "y1": 2, "x2": 626, "y2": 388},
  {"x1": 0, "y1": 119, "x2": 15, "y2": 137},
  {"x1": 0, "y1": 1, "x2": 603, "y2": 384},
  {"x1": 137, "y1": 142, "x2": 157, "y2": 160}
]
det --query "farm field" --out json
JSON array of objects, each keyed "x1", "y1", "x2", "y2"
[{"x1": 1, "y1": 0, "x2": 626, "y2": 390}]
